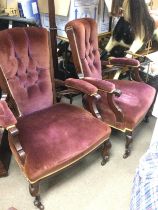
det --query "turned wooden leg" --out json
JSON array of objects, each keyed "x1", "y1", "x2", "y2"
[
  {"x1": 123, "y1": 131, "x2": 133, "y2": 159},
  {"x1": 29, "y1": 182, "x2": 44, "y2": 210},
  {"x1": 101, "y1": 139, "x2": 112, "y2": 165},
  {"x1": 144, "y1": 112, "x2": 150, "y2": 123}
]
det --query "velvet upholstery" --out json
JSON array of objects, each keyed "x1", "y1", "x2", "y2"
[
  {"x1": 83, "y1": 77, "x2": 116, "y2": 93},
  {"x1": 0, "y1": 101, "x2": 17, "y2": 128},
  {"x1": 0, "y1": 27, "x2": 53, "y2": 116},
  {"x1": 65, "y1": 78, "x2": 98, "y2": 95},
  {"x1": 0, "y1": 27, "x2": 111, "y2": 187},
  {"x1": 65, "y1": 18, "x2": 156, "y2": 131},
  {"x1": 103, "y1": 57, "x2": 140, "y2": 67},
  {"x1": 97, "y1": 80, "x2": 155, "y2": 130},
  {"x1": 66, "y1": 18, "x2": 102, "y2": 79},
  {"x1": 17, "y1": 103, "x2": 111, "y2": 182}
]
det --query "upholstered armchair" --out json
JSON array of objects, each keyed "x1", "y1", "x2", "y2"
[
  {"x1": 0, "y1": 27, "x2": 112, "y2": 209},
  {"x1": 65, "y1": 18, "x2": 156, "y2": 159}
]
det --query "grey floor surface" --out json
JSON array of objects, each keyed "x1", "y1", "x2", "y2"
[{"x1": 0, "y1": 95, "x2": 156, "y2": 210}]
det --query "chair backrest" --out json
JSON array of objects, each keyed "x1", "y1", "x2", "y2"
[
  {"x1": 65, "y1": 18, "x2": 102, "y2": 79},
  {"x1": 0, "y1": 27, "x2": 53, "y2": 116}
]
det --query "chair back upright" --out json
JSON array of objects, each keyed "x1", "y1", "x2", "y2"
[
  {"x1": 0, "y1": 27, "x2": 53, "y2": 116},
  {"x1": 65, "y1": 18, "x2": 102, "y2": 79}
]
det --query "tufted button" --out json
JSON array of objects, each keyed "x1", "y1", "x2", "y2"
[
  {"x1": 88, "y1": 63, "x2": 92, "y2": 67},
  {"x1": 27, "y1": 74, "x2": 31, "y2": 79},
  {"x1": 89, "y1": 39, "x2": 92, "y2": 44}
]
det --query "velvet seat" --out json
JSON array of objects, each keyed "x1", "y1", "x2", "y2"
[
  {"x1": 0, "y1": 27, "x2": 111, "y2": 209},
  {"x1": 17, "y1": 103, "x2": 110, "y2": 182},
  {"x1": 65, "y1": 18, "x2": 156, "y2": 159},
  {"x1": 97, "y1": 79, "x2": 155, "y2": 130}
]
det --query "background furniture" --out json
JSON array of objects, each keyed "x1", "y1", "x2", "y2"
[{"x1": 0, "y1": 16, "x2": 38, "y2": 30}]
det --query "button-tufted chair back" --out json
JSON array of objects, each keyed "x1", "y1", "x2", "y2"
[
  {"x1": 65, "y1": 18, "x2": 102, "y2": 79},
  {"x1": 0, "y1": 27, "x2": 53, "y2": 116}
]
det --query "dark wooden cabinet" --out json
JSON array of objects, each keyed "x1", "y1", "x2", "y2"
[{"x1": 0, "y1": 130, "x2": 11, "y2": 177}]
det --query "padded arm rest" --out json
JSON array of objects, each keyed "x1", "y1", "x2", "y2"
[
  {"x1": 102, "y1": 57, "x2": 140, "y2": 67},
  {"x1": 65, "y1": 78, "x2": 98, "y2": 95},
  {"x1": 0, "y1": 101, "x2": 17, "y2": 128},
  {"x1": 83, "y1": 77, "x2": 116, "y2": 93}
]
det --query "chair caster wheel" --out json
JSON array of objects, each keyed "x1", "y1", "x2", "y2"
[
  {"x1": 34, "y1": 197, "x2": 44, "y2": 210},
  {"x1": 123, "y1": 152, "x2": 130, "y2": 159},
  {"x1": 101, "y1": 156, "x2": 109, "y2": 165}
]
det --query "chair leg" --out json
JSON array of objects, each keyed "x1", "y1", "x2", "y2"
[
  {"x1": 123, "y1": 131, "x2": 133, "y2": 159},
  {"x1": 29, "y1": 182, "x2": 44, "y2": 210},
  {"x1": 144, "y1": 112, "x2": 150, "y2": 123},
  {"x1": 101, "y1": 139, "x2": 112, "y2": 165}
]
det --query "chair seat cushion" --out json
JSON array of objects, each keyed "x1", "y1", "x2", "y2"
[
  {"x1": 16, "y1": 103, "x2": 110, "y2": 182},
  {"x1": 98, "y1": 80, "x2": 156, "y2": 131}
]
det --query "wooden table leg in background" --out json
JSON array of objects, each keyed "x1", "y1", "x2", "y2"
[{"x1": 0, "y1": 130, "x2": 12, "y2": 177}]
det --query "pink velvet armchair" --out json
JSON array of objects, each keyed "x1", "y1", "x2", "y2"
[
  {"x1": 65, "y1": 18, "x2": 156, "y2": 159},
  {"x1": 0, "y1": 27, "x2": 112, "y2": 209}
]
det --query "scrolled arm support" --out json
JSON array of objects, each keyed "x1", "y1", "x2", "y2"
[
  {"x1": 130, "y1": 66, "x2": 143, "y2": 82},
  {"x1": 8, "y1": 126, "x2": 26, "y2": 165},
  {"x1": 65, "y1": 78, "x2": 102, "y2": 119},
  {"x1": 83, "y1": 93, "x2": 102, "y2": 120},
  {"x1": 107, "y1": 89, "x2": 124, "y2": 123}
]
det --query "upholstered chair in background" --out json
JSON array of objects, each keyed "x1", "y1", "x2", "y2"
[
  {"x1": 65, "y1": 18, "x2": 156, "y2": 159},
  {"x1": 0, "y1": 27, "x2": 112, "y2": 209}
]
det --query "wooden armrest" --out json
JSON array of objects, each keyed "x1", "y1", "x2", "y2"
[
  {"x1": 107, "y1": 90, "x2": 124, "y2": 122},
  {"x1": 82, "y1": 77, "x2": 123, "y2": 122},
  {"x1": 8, "y1": 126, "x2": 26, "y2": 165},
  {"x1": 83, "y1": 94, "x2": 102, "y2": 120}
]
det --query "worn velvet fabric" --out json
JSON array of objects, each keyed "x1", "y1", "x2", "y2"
[
  {"x1": 0, "y1": 27, "x2": 53, "y2": 116},
  {"x1": 17, "y1": 103, "x2": 111, "y2": 182},
  {"x1": 65, "y1": 18, "x2": 156, "y2": 131},
  {"x1": 65, "y1": 78, "x2": 98, "y2": 95},
  {"x1": 0, "y1": 101, "x2": 17, "y2": 127},
  {"x1": 97, "y1": 80, "x2": 156, "y2": 130},
  {"x1": 66, "y1": 18, "x2": 102, "y2": 79},
  {"x1": 106, "y1": 57, "x2": 140, "y2": 67},
  {"x1": 0, "y1": 27, "x2": 111, "y2": 183},
  {"x1": 83, "y1": 77, "x2": 115, "y2": 92}
]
